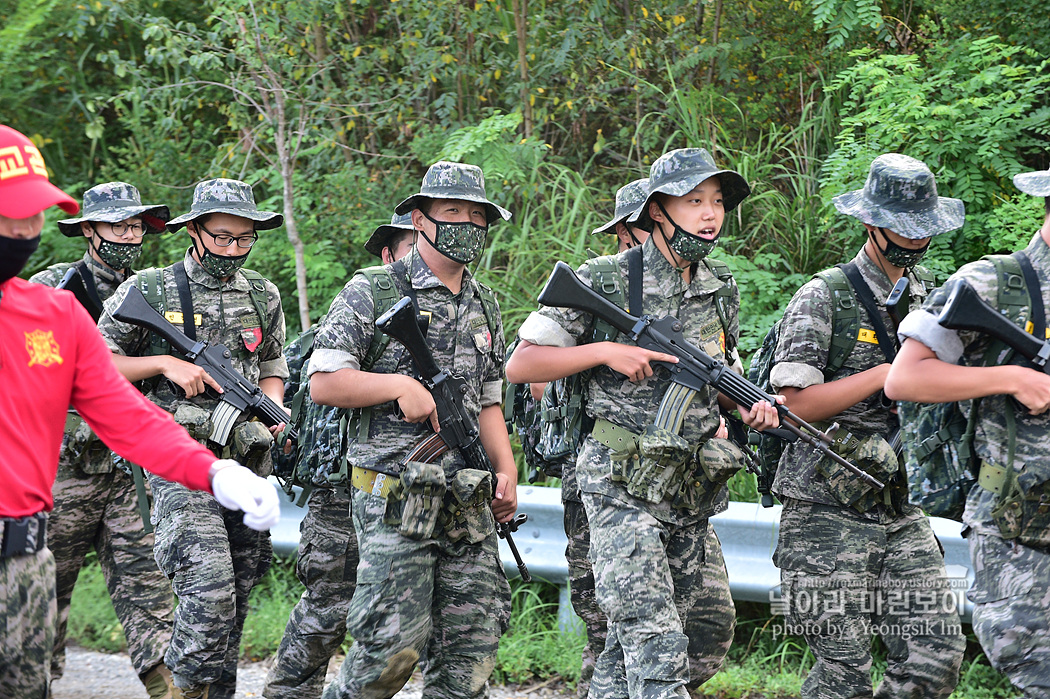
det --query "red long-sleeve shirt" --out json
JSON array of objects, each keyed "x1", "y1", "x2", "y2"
[{"x1": 1, "y1": 277, "x2": 214, "y2": 518}]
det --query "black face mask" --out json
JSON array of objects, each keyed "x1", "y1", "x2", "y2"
[
  {"x1": 870, "y1": 228, "x2": 930, "y2": 268},
  {"x1": 0, "y1": 235, "x2": 40, "y2": 283}
]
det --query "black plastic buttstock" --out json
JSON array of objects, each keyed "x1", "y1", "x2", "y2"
[
  {"x1": 886, "y1": 277, "x2": 909, "y2": 328},
  {"x1": 113, "y1": 286, "x2": 198, "y2": 357},
  {"x1": 938, "y1": 280, "x2": 1045, "y2": 363},
  {"x1": 537, "y1": 262, "x2": 637, "y2": 336},
  {"x1": 376, "y1": 297, "x2": 442, "y2": 380}
]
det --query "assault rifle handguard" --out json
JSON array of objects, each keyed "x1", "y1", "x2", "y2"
[
  {"x1": 938, "y1": 278, "x2": 1050, "y2": 372},
  {"x1": 376, "y1": 297, "x2": 531, "y2": 581},
  {"x1": 537, "y1": 261, "x2": 883, "y2": 490},
  {"x1": 112, "y1": 285, "x2": 297, "y2": 446}
]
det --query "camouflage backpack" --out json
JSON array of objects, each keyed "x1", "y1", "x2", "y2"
[
  {"x1": 747, "y1": 263, "x2": 935, "y2": 507},
  {"x1": 505, "y1": 250, "x2": 735, "y2": 481},
  {"x1": 899, "y1": 253, "x2": 1036, "y2": 520}
]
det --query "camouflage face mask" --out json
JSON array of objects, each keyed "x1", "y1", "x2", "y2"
[
  {"x1": 91, "y1": 233, "x2": 142, "y2": 270},
  {"x1": 871, "y1": 228, "x2": 930, "y2": 268},
  {"x1": 656, "y1": 200, "x2": 718, "y2": 262},
  {"x1": 199, "y1": 247, "x2": 250, "y2": 278},
  {"x1": 421, "y1": 210, "x2": 488, "y2": 264}
]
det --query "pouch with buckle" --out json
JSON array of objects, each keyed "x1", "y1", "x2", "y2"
[
  {"x1": 816, "y1": 430, "x2": 897, "y2": 513},
  {"x1": 384, "y1": 460, "x2": 446, "y2": 540},
  {"x1": 442, "y1": 469, "x2": 494, "y2": 544},
  {"x1": 231, "y1": 420, "x2": 275, "y2": 476},
  {"x1": 991, "y1": 469, "x2": 1050, "y2": 549},
  {"x1": 629, "y1": 425, "x2": 694, "y2": 503}
]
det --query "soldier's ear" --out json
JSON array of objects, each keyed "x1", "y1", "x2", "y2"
[
  {"x1": 411, "y1": 209, "x2": 426, "y2": 232},
  {"x1": 648, "y1": 199, "x2": 664, "y2": 224},
  {"x1": 80, "y1": 221, "x2": 93, "y2": 239}
]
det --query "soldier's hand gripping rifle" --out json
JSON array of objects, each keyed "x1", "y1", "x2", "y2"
[
  {"x1": 112, "y1": 285, "x2": 297, "y2": 446},
  {"x1": 537, "y1": 262, "x2": 883, "y2": 490},
  {"x1": 937, "y1": 278, "x2": 1050, "y2": 373},
  {"x1": 376, "y1": 297, "x2": 531, "y2": 581}
]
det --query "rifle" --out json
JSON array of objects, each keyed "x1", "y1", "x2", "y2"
[
  {"x1": 57, "y1": 266, "x2": 103, "y2": 321},
  {"x1": 884, "y1": 277, "x2": 909, "y2": 454},
  {"x1": 938, "y1": 278, "x2": 1050, "y2": 372},
  {"x1": 537, "y1": 262, "x2": 883, "y2": 490},
  {"x1": 112, "y1": 285, "x2": 297, "y2": 446},
  {"x1": 376, "y1": 297, "x2": 532, "y2": 581}
]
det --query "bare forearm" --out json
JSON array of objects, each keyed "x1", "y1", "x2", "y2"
[
  {"x1": 506, "y1": 340, "x2": 601, "y2": 384},
  {"x1": 479, "y1": 404, "x2": 517, "y2": 480},
  {"x1": 886, "y1": 339, "x2": 1027, "y2": 403},
  {"x1": 111, "y1": 353, "x2": 170, "y2": 382},
  {"x1": 311, "y1": 368, "x2": 413, "y2": 409},
  {"x1": 778, "y1": 364, "x2": 890, "y2": 423},
  {"x1": 259, "y1": 376, "x2": 285, "y2": 406}
]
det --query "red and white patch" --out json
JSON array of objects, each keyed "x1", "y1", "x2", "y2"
[{"x1": 241, "y1": 327, "x2": 263, "y2": 353}]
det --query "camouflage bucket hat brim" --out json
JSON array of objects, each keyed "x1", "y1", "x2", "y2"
[
  {"x1": 832, "y1": 153, "x2": 965, "y2": 239},
  {"x1": 591, "y1": 178, "x2": 650, "y2": 235},
  {"x1": 365, "y1": 211, "x2": 416, "y2": 257},
  {"x1": 166, "y1": 178, "x2": 283, "y2": 232},
  {"x1": 1014, "y1": 169, "x2": 1050, "y2": 197},
  {"x1": 394, "y1": 160, "x2": 512, "y2": 224},
  {"x1": 628, "y1": 148, "x2": 751, "y2": 229},
  {"x1": 57, "y1": 182, "x2": 170, "y2": 237}
]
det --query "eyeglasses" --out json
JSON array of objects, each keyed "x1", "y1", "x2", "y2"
[
  {"x1": 196, "y1": 219, "x2": 258, "y2": 248},
  {"x1": 97, "y1": 221, "x2": 146, "y2": 240}
]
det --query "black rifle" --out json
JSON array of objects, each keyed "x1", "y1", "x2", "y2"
[
  {"x1": 938, "y1": 278, "x2": 1050, "y2": 373},
  {"x1": 57, "y1": 266, "x2": 103, "y2": 321},
  {"x1": 376, "y1": 297, "x2": 532, "y2": 581},
  {"x1": 112, "y1": 285, "x2": 297, "y2": 446},
  {"x1": 884, "y1": 277, "x2": 909, "y2": 454},
  {"x1": 538, "y1": 262, "x2": 882, "y2": 489}
]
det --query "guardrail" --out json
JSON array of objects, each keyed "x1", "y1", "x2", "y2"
[{"x1": 270, "y1": 481, "x2": 974, "y2": 626}]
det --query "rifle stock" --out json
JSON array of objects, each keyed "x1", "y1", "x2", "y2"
[
  {"x1": 56, "y1": 266, "x2": 102, "y2": 321},
  {"x1": 537, "y1": 261, "x2": 884, "y2": 490},
  {"x1": 938, "y1": 279, "x2": 1050, "y2": 372}
]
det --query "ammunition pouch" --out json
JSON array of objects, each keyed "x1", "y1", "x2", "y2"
[
  {"x1": 173, "y1": 404, "x2": 214, "y2": 442},
  {"x1": 61, "y1": 412, "x2": 110, "y2": 474},
  {"x1": 441, "y1": 469, "x2": 494, "y2": 544},
  {"x1": 228, "y1": 421, "x2": 274, "y2": 476},
  {"x1": 383, "y1": 460, "x2": 446, "y2": 540},
  {"x1": 696, "y1": 438, "x2": 746, "y2": 486},
  {"x1": 817, "y1": 428, "x2": 899, "y2": 514},
  {"x1": 990, "y1": 467, "x2": 1050, "y2": 549},
  {"x1": 630, "y1": 425, "x2": 695, "y2": 504}
]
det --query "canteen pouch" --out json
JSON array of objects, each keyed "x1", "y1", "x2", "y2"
[
  {"x1": 174, "y1": 403, "x2": 214, "y2": 442},
  {"x1": 696, "y1": 438, "x2": 746, "y2": 485},
  {"x1": 231, "y1": 420, "x2": 275, "y2": 476},
  {"x1": 384, "y1": 460, "x2": 446, "y2": 540},
  {"x1": 630, "y1": 425, "x2": 694, "y2": 504},
  {"x1": 816, "y1": 430, "x2": 897, "y2": 513},
  {"x1": 442, "y1": 469, "x2": 494, "y2": 544},
  {"x1": 991, "y1": 471, "x2": 1050, "y2": 549},
  {"x1": 62, "y1": 413, "x2": 109, "y2": 474}
]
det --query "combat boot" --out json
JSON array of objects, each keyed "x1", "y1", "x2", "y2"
[
  {"x1": 170, "y1": 683, "x2": 209, "y2": 699},
  {"x1": 142, "y1": 663, "x2": 173, "y2": 699}
]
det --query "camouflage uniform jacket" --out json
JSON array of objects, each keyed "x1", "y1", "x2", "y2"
[
  {"x1": 307, "y1": 247, "x2": 505, "y2": 475},
  {"x1": 518, "y1": 237, "x2": 741, "y2": 521},
  {"x1": 899, "y1": 231, "x2": 1050, "y2": 536},
  {"x1": 770, "y1": 248, "x2": 928, "y2": 510},
  {"x1": 29, "y1": 250, "x2": 129, "y2": 296},
  {"x1": 97, "y1": 249, "x2": 288, "y2": 451}
]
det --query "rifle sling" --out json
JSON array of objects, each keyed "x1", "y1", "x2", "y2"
[
  {"x1": 1013, "y1": 250, "x2": 1045, "y2": 338},
  {"x1": 839, "y1": 262, "x2": 896, "y2": 362},
  {"x1": 627, "y1": 244, "x2": 642, "y2": 316},
  {"x1": 173, "y1": 261, "x2": 196, "y2": 342}
]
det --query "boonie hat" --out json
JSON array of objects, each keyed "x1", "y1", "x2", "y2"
[
  {"x1": 365, "y1": 212, "x2": 415, "y2": 257},
  {"x1": 1014, "y1": 167, "x2": 1050, "y2": 197},
  {"x1": 0, "y1": 124, "x2": 78, "y2": 218},
  {"x1": 166, "y1": 178, "x2": 283, "y2": 232},
  {"x1": 394, "y1": 161, "x2": 511, "y2": 224},
  {"x1": 832, "y1": 154, "x2": 964, "y2": 239},
  {"x1": 58, "y1": 182, "x2": 170, "y2": 237},
  {"x1": 629, "y1": 148, "x2": 751, "y2": 229},
  {"x1": 591, "y1": 179, "x2": 650, "y2": 235}
]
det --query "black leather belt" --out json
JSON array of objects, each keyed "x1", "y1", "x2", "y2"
[{"x1": 0, "y1": 512, "x2": 48, "y2": 558}]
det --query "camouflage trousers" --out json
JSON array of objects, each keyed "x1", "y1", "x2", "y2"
[
  {"x1": 582, "y1": 490, "x2": 711, "y2": 699},
  {"x1": 775, "y1": 499, "x2": 964, "y2": 699},
  {"x1": 49, "y1": 454, "x2": 172, "y2": 681},
  {"x1": 0, "y1": 548, "x2": 55, "y2": 699},
  {"x1": 322, "y1": 488, "x2": 510, "y2": 699},
  {"x1": 967, "y1": 527, "x2": 1050, "y2": 698},
  {"x1": 149, "y1": 474, "x2": 273, "y2": 699},
  {"x1": 564, "y1": 491, "x2": 734, "y2": 697},
  {"x1": 263, "y1": 488, "x2": 359, "y2": 699}
]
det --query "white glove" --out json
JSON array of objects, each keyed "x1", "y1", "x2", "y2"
[{"x1": 210, "y1": 460, "x2": 281, "y2": 531}]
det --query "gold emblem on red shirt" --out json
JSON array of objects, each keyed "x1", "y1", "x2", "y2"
[{"x1": 25, "y1": 329, "x2": 63, "y2": 367}]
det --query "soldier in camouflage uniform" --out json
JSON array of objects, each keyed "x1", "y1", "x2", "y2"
[
  {"x1": 309, "y1": 162, "x2": 517, "y2": 699},
  {"x1": 771, "y1": 154, "x2": 966, "y2": 699},
  {"x1": 509, "y1": 148, "x2": 778, "y2": 698},
  {"x1": 889, "y1": 164, "x2": 1050, "y2": 698},
  {"x1": 560, "y1": 178, "x2": 735, "y2": 695},
  {"x1": 28, "y1": 182, "x2": 177, "y2": 697},
  {"x1": 97, "y1": 179, "x2": 289, "y2": 699},
  {"x1": 263, "y1": 212, "x2": 415, "y2": 699}
]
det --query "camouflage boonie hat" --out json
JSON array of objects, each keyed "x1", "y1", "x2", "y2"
[
  {"x1": 629, "y1": 148, "x2": 751, "y2": 229},
  {"x1": 832, "y1": 153, "x2": 964, "y2": 239},
  {"x1": 57, "y1": 182, "x2": 170, "y2": 237},
  {"x1": 364, "y1": 211, "x2": 416, "y2": 257},
  {"x1": 394, "y1": 161, "x2": 511, "y2": 224},
  {"x1": 166, "y1": 178, "x2": 283, "y2": 232},
  {"x1": 591, "y1": 178, "x2": 650, "y2": 235},
  {"x1": 1014, "y1": 167, "x2": 1050, "y2": 197}
]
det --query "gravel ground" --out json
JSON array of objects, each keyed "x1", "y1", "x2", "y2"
[{"x1": 50, "y1": 647, "x2": 572, "y2": 699}]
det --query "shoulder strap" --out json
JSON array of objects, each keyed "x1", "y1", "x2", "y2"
[
  {"x1": 239, "y1": 268, "x2": 274, "y2": 336},
  {"x1": 358, "y1": 265, "x2": 402, "y2": 371},
  {"x1": 986, "y1": 254, "x2": 1032, "y2": 332},
  {"x1": 1013, "y1": 251, "x2": 1045, "y2": 338},
  {"x1": 172, "y1": 261, "x2": 197, "y2": 341},
  {"x1": 474, "y1": 280, "x2": 501, "y2": 339},
  {"x1": 839, "y1": 262, "x2": 896, "y2": 363},
  {"x1": 586, "y1": 255, "x2": 626, "y2": 343},
  {"x1": 813, "y1": 266, "x2": 859, "y2": 377},
  {"x1": 626, "y1": 245, "x2": 643, "y2": 316},
  {"x1": 702, "y1": 256, "x2": 735, "y2": 353},
  {"x1": 138, "y1": 268, "x2": 172, "y2": 357}
]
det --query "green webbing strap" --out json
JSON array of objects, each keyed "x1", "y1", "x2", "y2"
[
  {"x1": 130, "y1": 464, "x2": 153, "y2": 534},
  {"x1": 587, "y1": 256, "x2": 625, "y2": 343},
  {"x1": 475, "y1": 281, "x2": 502, "y2": 361},
  {"x1": 702, "y1": 257, "x2": 735, "y2": 355},
  {"x1": 591, "y1": 417, "x2": 639, "y2": 452},
  {"x1": 139, "y1": 268, "x2": 169, "y2": 356},
  {"x1": 814, "y1": 265, "x2": 860, "y2": 379},
  {"x1": 239, "y1": 269, "x2": 272, "y2": 337}
]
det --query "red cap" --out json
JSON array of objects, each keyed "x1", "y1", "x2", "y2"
[{"x1": 0, "y1": 125, "x2": 79, "y2": 219}]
